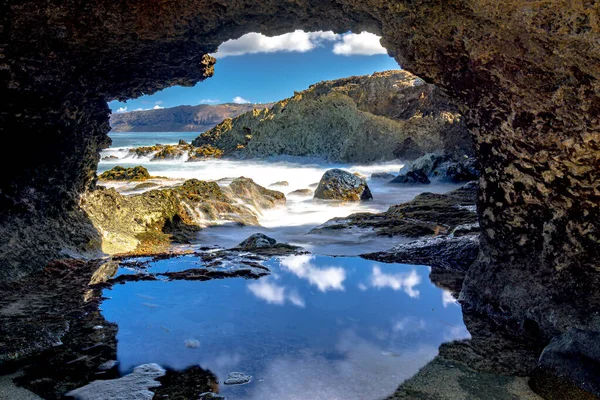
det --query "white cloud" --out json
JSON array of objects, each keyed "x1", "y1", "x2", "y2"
[
  {"x1": 332, "y1": 32, "x2": 387, "y2": 56},
  {"x1": 152, "y1": 105, "x2": 164, "y2": 110},
  {"x1": 215, "y1": 30, "x2": 339, "y2": 57},
  {"x1": 154, "y1": 100, "x2": 163, "y2": 105},
  {"x1": 233, "y1": 96, "x2": 251, "y2": 104},
  {"x1": 199, "y1": 99, "x2": 221, "y2": 104},
  {"x1": 442, "y1": 290, "x2": 458, "y2": 308},
  {"x1": 369, "y1": 266, "x2": 421, "y2": 298},
  {"x1": 247, "y1": 279, "x2": 305, "y2": 308},
  {"x1": 280, "y1": 255, "x2": 346, "y2": 292},
  {"x1": 392, "y1": 316, "x2": 427, "y2": 333},
  {"x1": 115, "y1": 106, "x2": 127, "y2": 113}
]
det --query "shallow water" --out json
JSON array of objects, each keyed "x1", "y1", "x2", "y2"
[
  {"x1": 101, "y1": 254, "x2": 469, "y2": 400},
  {"x1": 99, "y1": 132, "x2": 463, "y2": 255}
]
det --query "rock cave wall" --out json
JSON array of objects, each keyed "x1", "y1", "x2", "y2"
[{"x1": 1, "y1": 0, "x2": 598, "y2": 338}]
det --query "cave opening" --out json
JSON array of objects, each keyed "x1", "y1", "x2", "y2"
[{"x1": 1, "y1": 2, "x2": 598, "y2": 399}]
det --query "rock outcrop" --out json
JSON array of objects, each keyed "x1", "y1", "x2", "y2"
[
  {"x1": 314, "y1": 169, "x2": 373, "y2": 201},
  {"x1": 81, "y1": 178, "x2": 285, "y2": 254},
  {"x1": 98, "y1": 166, "x2": 152, "y2": 181},
  {"x1": 127, "y1": 143, "x2": 223, "y2": 161},
  {"x1": 390, "y1": 153, "x2": 480, "y2": 184},
  {"x1": 109, "y1": 103, "x2": 272, "y2": 132},
  {"x1": 1, "y1": 0, "x2": 599, "y2": 355},
  {"x1": 312, "y1": 182, "x2": 478, "y2": 237},
  {"x1": 193, "y1": 70, "x2": 472, "y2": 162}
]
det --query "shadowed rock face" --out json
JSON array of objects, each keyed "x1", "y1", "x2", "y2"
[{"x1": 1, "y1": 1, "x2": 598, "y2": 340}]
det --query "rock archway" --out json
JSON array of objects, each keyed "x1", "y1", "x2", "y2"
[{"x1": 1, "y1": 1, "x2": 598, "y2": 339}]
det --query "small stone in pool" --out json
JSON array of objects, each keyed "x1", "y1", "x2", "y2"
[
  {"x1": 98, "y1": 360, "x2": 119, "y2": 370},
  {"x1": 224, "y1": 372, "x2": 252, "y2": 385},
  {"x1": 185, "y1": 339, "x2": 200, "y2": 348}
]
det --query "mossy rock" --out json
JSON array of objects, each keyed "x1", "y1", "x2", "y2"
[{"x1": 98, "y1": 166, "x2": 151, "y2": 181}]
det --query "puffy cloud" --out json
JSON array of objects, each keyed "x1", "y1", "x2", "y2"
[
  {"x1": 369, "y1": 266, "x2": 421, "y2": 298},
  {"x1": 154, "y1": 100, "x2": 163, "y2": 105},
  {"x1": 215, "y1": 30, "x2": 339, "y2": 57},
  {"x1": 233, "y1": 96, "x2": 251, "y2": 104},
  {"x1": 115, "y1": 106, "x2": 128, "y2": 113},
  {"x1": 442, "y1": 290, "x2": 458, "y2": 308},
  {"x1": 247, "y1": 279, "x2": 306, "y2": 308},
  {"x1": 280, "y1": 255, "x2": 346, "y2": 292},
  {"x1": 199, "y1": 98, "x2": 221, "y2": 104},
  {"x1": 152, "y1": 105, "x2": 164, "y2": 110},
  {"x1": 332, "y1": 32, "x2": 387, "y2": 56}
]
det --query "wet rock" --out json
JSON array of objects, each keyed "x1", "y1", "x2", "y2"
[
  {"x1": 389, "y1": 169, "x2": 430, "y2": 184},
  {"x1": 314, "y1": 169, "x2": 373, "y2": 201},
  {"x1": 362, "y1": 234, "x2": 479, "y2": 272},
  {"x1": 132, "y1": 182, "x2": 158, "y2": 191},
  {"x1": 98, "y1": 166, "x2": 152, "y2": 181},
  {"x1": 269, "y1": 181, "x2": 289, "y2": 187},
  {"x1": 66, "y1": 363, "x2": 165, "y2": 400},
  {"x1": 308, "y1": 182, "x2": 319, "y2": 188},
  {"x1": 442, "y1": 157, "x2": 480, "y2": 182},
  {"x1": 371, "y1": 172, "x2": 395, "y2": 180},
  {"x1": 152, "y1": 366, "x2": 219, "y2": 400},
  {"x1": 81, "y1": 179, "x2": 279, "y2": 255},
  {"x1": 101, "y1": 155, "x2": 118, "y2": 161},
  {"x1": 128, "y1": 143, "x2": 224, "y2": 162},
  {"x1": 452, "y1": 222, "x2": 480, "y2": 237},
  {"x1": 400, "y1": 153, "x2": 449, "y2": 176},
  {"x1": 530, "y1": 329, "x2": 600, "y2": 399},
  {"x1": 237, "y1": 233, "x2": 277, "y2": 249},
  {"x1": 224, "y1": 177, "x2": 286, "y2": 211},
  {"x1": 232, "y1": 233, "x2": 301, "y2": 256},
  {"x1": 178, "y1": 139, "x2": 188, "y2": 145},
  {"x1": 223, "y1": 372, "x2": 252, "y2": 385},
  {"x1": 312, "y1": 182, "x2": 478, "y2": 238},
  {"x1": 287, "y1": 188, "x2": 313, "y2": 196}
]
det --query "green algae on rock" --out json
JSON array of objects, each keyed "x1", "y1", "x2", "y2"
[
  {"x1": 98, "y1": 166, "x2": 152, "y2": 181},
  {"x1": 314, "y1": 169, "x2": 373, "y2": 202},
  {"x1": 193, "y1": 70, "x2": 472, "y2": 162},
  {"x1": 81, "y1": 179, "x2": 285, "y2": 255}
]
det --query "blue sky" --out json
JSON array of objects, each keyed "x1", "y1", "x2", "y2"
[{"x1": 109, "y1": 31, "x2": 400, "y2": 113}]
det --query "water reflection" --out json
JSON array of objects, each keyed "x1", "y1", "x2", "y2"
[{"x1": 101, "y1": 255, "x2": 470, "y2": 399}]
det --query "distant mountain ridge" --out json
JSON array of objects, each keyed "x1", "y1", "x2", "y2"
[{"x1": 109, "y1": 103, "x2": 273, "y2": 132}]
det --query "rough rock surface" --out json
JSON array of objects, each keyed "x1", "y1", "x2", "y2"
[
  {"x1": 363, "y1": 235, "x2": 480, "y2": 272},
  {"x1": 223, "y1": 372, "x2": 252, "y2": 385},
  {"x1": 193, "y1": 70, "x2": 471, "y2": 162},
  {"x1": 98, "y1": 165, "x2": 152, "y2": 181},
  {"x1": 127, "y1": 143, "x2": 223, "y2": 161},
  {"x1": 81, "y1": 179, "x2": 284, "y2": 254},
  {"x1": 391, "y1": 153, "x2": 480, "y2": 184},
  {"x1": 232, "y1": 233, "x2": 301, "y2": 255},
  {"x1": 314, "y1": 169, "x2": 373, "y2": 201},
  {"x1": 110, "y1": 102, "x2": 271, "y2": 132},
  {"x1": 530, "y1": 329, "x2": 600, "y2": 398},
  {"x1": 1, "y1": 0, "x2": 598, "y2": 344},
  {"x1": 313, "y1": 182, "x2": 478, "y2": 237}
]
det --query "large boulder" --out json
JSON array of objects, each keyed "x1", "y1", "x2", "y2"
[
  {"x1": 224, "y1": 177, "x2": 285, "y2": 210},
  {"x1": 391, "y1": 153, "x2": 480, "y2": 184},
  {"x1": 81, "y1": 178, "x2": 285, "y2": 254},
  {"x1": 530, "y1": 329, "x2": 600, "y2": 399},
  {"x1": 313, "y1": 169, "x2": 373, "y2": 201},
  {"x1": 98, "y1": 166, "x2": 152, "y2": 181}
]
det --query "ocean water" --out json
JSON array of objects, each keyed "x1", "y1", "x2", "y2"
[
  {"x1": 99, "y1": 132, "x2": 463, "y2": 255},
  {"x1": 101, "y1": 254, "x2": 470, "y2": 400}
]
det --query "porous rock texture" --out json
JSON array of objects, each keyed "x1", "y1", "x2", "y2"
[
  {"x1": 193, "y1": 70, "x2": 471, "y2": 162},
  {"x1": 1, "y1": 1, "x2": 599, "y2": 343}
]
